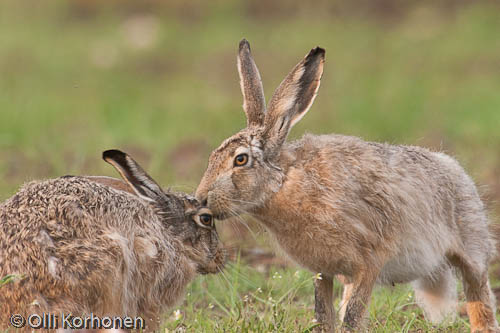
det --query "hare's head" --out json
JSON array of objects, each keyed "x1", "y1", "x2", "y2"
[
  {"x1": 103, "y1": 150, "x2": 225, "y2": 274},
  {"x1": 196, "y1": 39, "x2": 325, "y2": 219}
]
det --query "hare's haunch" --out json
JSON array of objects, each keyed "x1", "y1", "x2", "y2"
[{"x1": 196, "y1": 39, "x2": 497, "y2": 332}]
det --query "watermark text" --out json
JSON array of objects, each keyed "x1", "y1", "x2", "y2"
[{"x1": 10, "y1": 313, "x2": 145, "y2": 330}]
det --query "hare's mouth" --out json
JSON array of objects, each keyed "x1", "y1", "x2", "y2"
[{"x1": 197, "y1": 247, "x2": 226, "y2": 275}]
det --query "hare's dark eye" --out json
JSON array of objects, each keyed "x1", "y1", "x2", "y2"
[
  {"x1": 234, "y1": 153, "x2": 248, "y2": 167},
  {"x1": 199, "y1": 213, "x2": 213, "y2": 227}
]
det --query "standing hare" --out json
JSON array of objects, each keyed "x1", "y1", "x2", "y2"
[
  {"x1": 196, "y1": 39, "x2": 498, "y2": 332},
  {"x1": 0, "y1": 149, "x2": 225, "y2": 332}
]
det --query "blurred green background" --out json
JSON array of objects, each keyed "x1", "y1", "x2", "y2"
[
  {"x1": 1, "y1": 0, "x2": 499, "y2": 207},
  {"x1": 1, "y1": 0, "x2": 500, "y2": 330}
]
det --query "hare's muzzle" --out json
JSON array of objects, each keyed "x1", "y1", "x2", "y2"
[{"x1": 198, "y1": 247, "x2": 226, "y2": 275}]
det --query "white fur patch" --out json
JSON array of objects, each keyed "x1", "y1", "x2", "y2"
[
  {"x1": 412, "y1": 267, "x2": 457, "y2": 323},
  {"x1": 48, "y1": 256, "x2": 60, "y2": 279},
  {"x1": 135, "y1": 237, "x2": 158, "y2": 258},
  {"x1": 234, "y1": 146, "x2": 251, "y2": 156}
]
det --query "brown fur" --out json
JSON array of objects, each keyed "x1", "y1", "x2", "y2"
[
  {"x1": 196, "y1": 40, "x2": 498, "y2": 332},
  {"x1": 0, "y1": 150, "x2": 224, "y2": 332},
  {"x1": 83, "y1": 175, "x2": 135, "y2": 195},
  {"x1": 468, "y1": 302, "x2": 497, "y2": 333}
]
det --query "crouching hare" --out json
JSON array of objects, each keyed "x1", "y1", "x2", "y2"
[
  {"x1": 0, "y1": 149, "x2": 225, "y2": 332},
  {"x1": 196, "y1": 39, "x2": 498, "y2": 332}
]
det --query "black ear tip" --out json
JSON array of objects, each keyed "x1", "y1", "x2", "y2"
[
  {"x1": 239, "y1": 38, "x2": 251, "y2": 52},
  {"x1": 308, "y1": 47, "x2": 326, "y2": 58},
  {"x1": 102, "y1": 149, "x2": 126, "y2": 161}
]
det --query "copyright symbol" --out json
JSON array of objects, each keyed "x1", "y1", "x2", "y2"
[{"x1": 10, "y1": 314, "x2": 26, "y2": 328}]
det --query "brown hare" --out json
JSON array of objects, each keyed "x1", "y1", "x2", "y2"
[
  {"x1": 196, "y1": 39, "x2": 498, "y2": 332},
  {"x1": 0, "y1": 149, "x2": 225, "y2": 332}
]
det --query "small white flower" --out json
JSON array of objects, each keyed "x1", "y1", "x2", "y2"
[
  {"x1": 268, "y1": 296, "x2": 274, "y2": 302},
  {"x1": 173, "y1": 309, "x2": 182, "y2": 321},
  {"x1": 314, "y1": 273, "x2": 323, "y2": 281},
  {"x1": 294, "y1": 270, "x2": 300, "y2": 278},
  {"x1": 312, "y1": 318, "x2": 318, "y2": 323},
  {"x1": 208, "y1": 303, "x2": 214, "y2": 309},
  {"x1": 256, "y1": 287, "x2": 263, "y2": 293},
  {"x1": 243, "y1": 295, "x2": 249, "y2": 302}
]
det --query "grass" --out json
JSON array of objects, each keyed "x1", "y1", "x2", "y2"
[
  {"x1": 0, "y1": 275, "x2": 18, "y2": 288},
  {"x1": 1, "y1": 0, "x2": 500, "y2": 331},
  {"x1": 0, "y1": 274, "x2": 25, "y2": 292},
  {"x1": 162, "y1": 259, "x2": 478, "y2": 332}
]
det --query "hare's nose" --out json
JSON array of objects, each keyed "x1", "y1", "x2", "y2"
[{"x1": 201, "y1": 198, "x2": 208, "y2": 206}]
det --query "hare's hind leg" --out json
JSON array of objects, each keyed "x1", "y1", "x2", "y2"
[
  {"x1": 451, "y1": 198, "x2": 497, "y2": 332},
  {"x1": 313, "y1": 274, "x2": 335, "y2": 333},
  {"x1": 448, "y1": 252, "x2": 498, "y2": 332},
  {"x1": 412, "y1": 265, "x2": 457, "y2": 323}
]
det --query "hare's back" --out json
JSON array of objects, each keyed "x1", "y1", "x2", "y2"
[
  {"x1": 0, "y1": 176, "x2": 160, "y2": 240},
  {"x1": 290, "y1": 134, "x2": 483, "y2": 236}
]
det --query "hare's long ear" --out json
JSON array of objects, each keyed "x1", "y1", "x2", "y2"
[
  {"x1": 263, "y1": 47, "x2": 325, "y2": 154},
  {"x1": 238, "y1": 39, "x2": 266, "y2": 128},
  {"x1": 103, "y1": 149, "x2": 164, "y2": 203}
]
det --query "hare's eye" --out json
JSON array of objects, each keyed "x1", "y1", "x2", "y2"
[
  {"x1": 234, "y1": 153, "x2": 249, "y2": 167},
  {"x1": 199, "y1": 213, "x2": 213, "y2": 227}
]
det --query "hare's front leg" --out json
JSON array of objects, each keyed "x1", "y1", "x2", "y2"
[
  {"x1": 313, "y1": 274, "x2": 335, "y2": 333},
  {"x1": 342, "y1": 271, "x2": 378, "y2": 332}
]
